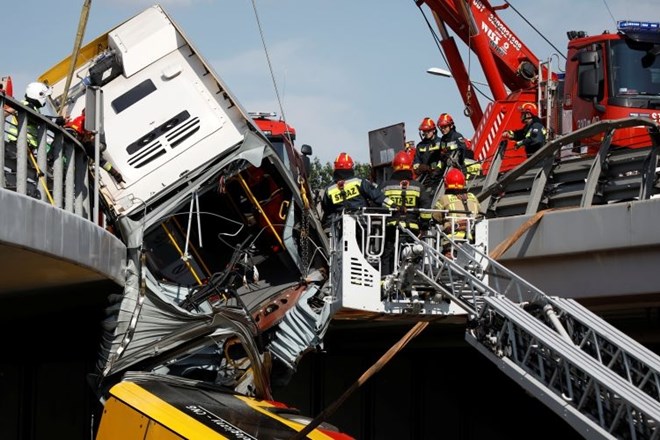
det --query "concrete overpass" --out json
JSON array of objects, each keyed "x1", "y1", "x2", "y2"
[{"x1": 0, "y1": 189, "x2": 125, "y2": 296}]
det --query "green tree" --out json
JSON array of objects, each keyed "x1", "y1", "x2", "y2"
[
  {"x1": 354, "y1": 162, "x2": 372, "y2": 181},
  {"x1": 308, "y1": 157, "x2": 372, "y2": 194},
  {"x1": 308, "y1": 157, "x2": 333, "y2": 193}
]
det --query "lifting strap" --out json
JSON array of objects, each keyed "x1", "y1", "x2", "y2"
[
  {"x1": 489, "y1": 209, "x2": 552, "y2": 260},
  {"x1": 291, "y1": 322, "x2": 429, "y2": 439}
]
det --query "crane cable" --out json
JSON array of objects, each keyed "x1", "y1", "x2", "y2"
[
  {"x1": 250, "y1": 0, "x2": 315, "y2": 278},
  {"x1": 601, "y1": 0, "x2": 618, "y2": 27},
  {"x1": 249, "y1": 0, "x2": 294, "y2": 147},
  {"x1": 503, "y1": 1, "x2": 566, "y2": 61},
  {"x1": 415, "y1": 1, "x2": 493, "y2": 104}
]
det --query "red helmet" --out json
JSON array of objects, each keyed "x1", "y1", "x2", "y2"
[
  {"x1": 418, "y1": 117, "x2": 436, "y2": 131},
  {"x1": 445, "y1": 167, "x2": 466, "y2": 189},
  {"x1": 392, "y1": 150, "x2": 413, "y2": 172},
  {"x1": 437, "y1": 113, "x2": 454, "y2": 128},
  {"x1": 334, "y1": 152, "x2": 354, "y2": 171},
  {"x1": 64, "y1": 113, "x2": 88, "y2": 138},
  {"x1": 519, "y1": 102, "x2": 538, "y2": 117}
]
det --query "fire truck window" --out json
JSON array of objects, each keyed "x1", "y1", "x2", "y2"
[{"x1": 611, "y1": 40, "x2": 660, "y2": 96}]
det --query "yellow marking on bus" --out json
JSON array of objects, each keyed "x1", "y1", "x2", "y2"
[
  {"x1": 108, "y1": 382, "x2": 228, "y2": 439},
  {"x1": 38, "y1": 34, "x2": 109, "y2": 86},
  {"x1": 235, "y1": 395, "x2": 335, "y2": 439}
]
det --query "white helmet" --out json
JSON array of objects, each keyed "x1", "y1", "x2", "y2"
[{"x1": 25, "y1": 82, "x2": 52, "y2": 107}]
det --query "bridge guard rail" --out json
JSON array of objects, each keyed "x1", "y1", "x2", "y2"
[{"x1": 1, "y1": 94, "x2": 94, "y2": 220}]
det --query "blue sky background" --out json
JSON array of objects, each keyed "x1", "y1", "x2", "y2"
[{"x1": 4, "y1": 0, "x2": 657, "y2": 164}]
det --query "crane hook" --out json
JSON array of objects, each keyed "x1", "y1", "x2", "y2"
[{"x1": 464, "y1": 85, "x2": 473, "y2": 117}]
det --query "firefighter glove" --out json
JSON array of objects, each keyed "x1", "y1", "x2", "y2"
[{"x1": 109, "y1": 167, "x2": 124, "y2": 184}]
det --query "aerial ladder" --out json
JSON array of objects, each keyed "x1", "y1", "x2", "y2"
[{"x1": 328, "y1": 209, "x2": 660, "y2": 439}]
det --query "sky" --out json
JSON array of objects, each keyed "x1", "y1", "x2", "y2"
[{"x1": 4, "y1": 0, "x2": 658, "y2": 165}]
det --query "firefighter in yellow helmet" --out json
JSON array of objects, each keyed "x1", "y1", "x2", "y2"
[
  {"x1": 432, "y1": 168, "x2": 480, "y2": 257},
  {"x1": 378, "y1": 150, "x2": 431, "y2": 275},
  {"x1": 502, "y1": 102, "x2": 547, "y2": 158},
  {"x1": 321, "y1": 152, "x2": 393, "y2": 227}
]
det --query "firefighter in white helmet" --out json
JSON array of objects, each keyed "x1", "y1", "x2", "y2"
[{"x1": 7, "y1": 82, "x2": 64, "y2": 150}]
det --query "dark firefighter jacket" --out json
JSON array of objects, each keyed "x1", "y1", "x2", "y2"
[
  {"x1": 439, "y1": 129, "x2": 467, "y2": 173},
  {"x1": 414, "y1": 136, "x2": 445, "y2": 187},
  {"x1": 507, "y1": 117, "x2": 547, "y2": 157},
  {"x1": 413, "y1": 136, "x2": 444, "y2": 170},
  {"x1": 379, "y1": 170, "x2": 432, "y2": 230}
]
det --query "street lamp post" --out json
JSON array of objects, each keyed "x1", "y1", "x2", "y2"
[{"x1": 426, "y1": 67, "x2": 452, "y2": 78}]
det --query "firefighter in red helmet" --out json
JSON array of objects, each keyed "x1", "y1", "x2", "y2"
[
  {"x1": 502, "y1": 102, "x2": 547, "y2": 158},
  {"x1": 413, "y1": 118, "x2": 440, "y2": 179},
  {"x1": 432, "y1": 168, "x2": 480, "y2": 258},
  {"x1": 321, "y1": 152, "x2": 393, "y2": 227},
  {"x1": 378, "y1": 150, "x2": 432, "y2": 276},
  {"x1": 64, "y1": 109, "x2": 125, "y2": 184},
  {"x1": 437, "y1": 112, "x2": 469, "y2": 176},
  {"x1": 413, "y1": 117, "x2": 444, "y2": 191}
]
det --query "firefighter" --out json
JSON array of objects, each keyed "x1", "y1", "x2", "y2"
[
  {"x1": 320, "y1": 152, "x2": 393, "y2": 228},
  {"x1": 64, "y1": 109, "x2": 125, "y2": 184},
  {"x1": 432, "y1": 168, "x2": 480, "y2": 257},
  {"x1": 413, "y1": 117, "x2": 444, "y2": 195},
  {"x1": 503, "y1": 102, "x2": 547, "y2": 158},
  {"x1": 379, "y1": 150, "x2": 432, "y2": 275},
  {"x1": 6, "y1": 82, "x2": 64, "y2": 151},
  {"x1": 404, "y1": 140, "x2": 416, "y2": 162},
  {"x1": 462, "y1": 137, "x2": 482, "y2": 181},
  {"x1": 437, "y1": 112, "x2": 467, "y2": 175}
]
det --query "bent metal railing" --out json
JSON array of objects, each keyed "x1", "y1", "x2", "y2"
[
  {"x1": 1, "y1": 94, "x2": 94, "y2": 220},
  {"x1": 474, "y1": 117, "x2": 660, "y2": 215}
]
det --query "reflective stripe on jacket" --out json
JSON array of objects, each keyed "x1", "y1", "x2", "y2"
[
  {"x1": 433, "y1": 192, "x2": 480, "y2": 240},
  {"x1": 413, "y1": 138, "x2": 443, "y2": 170},
  {"x1": 326, "y1": 177, "x2": 363, "y2": 206},
  {"x1": 6, "y1": 100, "x2": 41, "y2": 148},
  {"x1": 465, "y1": 159, "x2": 482, "y2": 179},
  {"x1": 321, "y1": 176, "x2": 393, "y2": 225},
  {"x1": 381, "y1": 176, "x2": 431, "y2": 230}
]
